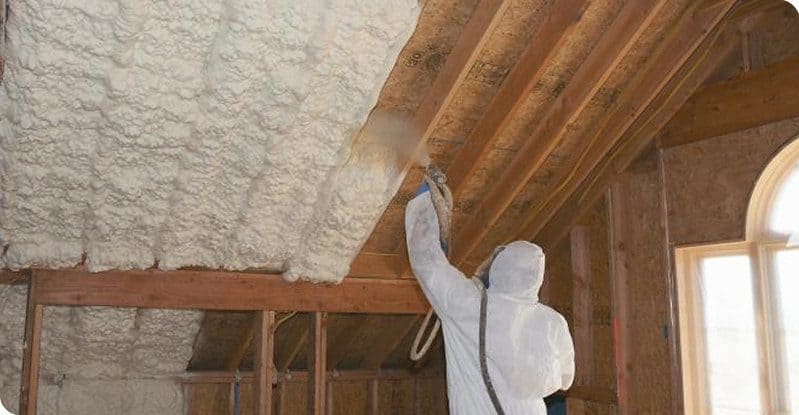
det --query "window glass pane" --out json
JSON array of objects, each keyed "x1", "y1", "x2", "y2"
[
  {"x1": 699, "y1": 255, "x2": 761, "y2": 414},
  {"x1": 770, "y1": 165, "x2": 799, "y2": 237},
  {"x1": 775, "y1": 249, "x2": 799, "y2": 413}
]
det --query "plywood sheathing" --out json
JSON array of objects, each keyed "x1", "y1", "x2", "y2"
[
  {"x1": 608, "y1": 150, "x2": 675, "y2": 413},
  {"x1": 662, "y1": 117, "x2": 799, "y2": 246},
  {"x1": 359, "y1": 0, "x2": 704, "y2": 273},
  {"x1": 563, "y1": 200, "x2": 616, "y2": 414},
  {"x1": 363, "y1": 0, "x2": 627, "y2": 257},
  {"x1": 456, "y1": 0, "x2": 696, "y2": 269}
]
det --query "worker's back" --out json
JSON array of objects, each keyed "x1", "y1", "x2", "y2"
[{"x1": 405, "y1": 192, "x2": 575, "y2": 415}]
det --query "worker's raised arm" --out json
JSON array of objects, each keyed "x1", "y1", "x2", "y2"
[{"x1": 405, "y1": 190, "x2": 469, "y2": 315}]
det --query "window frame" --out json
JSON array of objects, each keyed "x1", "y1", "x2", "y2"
[{"x1": 676, "y1": 138, "x2": 799, "y2": 415}]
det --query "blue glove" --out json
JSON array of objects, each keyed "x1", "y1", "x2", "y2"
[{"x1": 415, "y1": 182, "x2": 430, "y2": 196}]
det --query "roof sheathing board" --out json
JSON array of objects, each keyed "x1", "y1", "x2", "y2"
[
  {"x1": 0, "y1": 0, "x2": 421, "y2": 283},
  {"x1": 464, "y1": 0, "x2": 700, "y2": 264},
  {"x1": 360, "y1": 0, "x2": 623, "y2": 258}
]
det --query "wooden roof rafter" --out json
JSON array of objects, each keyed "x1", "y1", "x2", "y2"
[
  {"x1": 446, "y1": 0, "x2": 671, "y2": 267},
  {"x1": 389, "y1": 0, "x2": 593, "y2": 276},
  {"x1": 521, "y1": 0, "x2": 781, "y2": 249}
]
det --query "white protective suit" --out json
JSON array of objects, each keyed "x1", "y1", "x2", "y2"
[{"x1": 405, "y1": 191, "x2": 575, "y2": 414}]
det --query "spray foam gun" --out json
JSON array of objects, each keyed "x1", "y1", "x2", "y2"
[
  {"x1": 409, "y1": 164, "x2": 505, "y2": 361},
  {"x1": 410, "y1": 164, "x2": 452, "y2": 361}
]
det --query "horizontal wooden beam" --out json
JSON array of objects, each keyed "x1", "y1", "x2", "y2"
[
  {"x1": 0, "y1": 269, "x2": 30, "y2": 285},
  {"x1": 32, "y1": 269, "x2": 429, "y2": 314},
  {"x1": 658, "y1": 56, "x2": 799, "y2": 148},
  {"x1": 177, "y1": 369, "x2": 438, "y2": 384}
]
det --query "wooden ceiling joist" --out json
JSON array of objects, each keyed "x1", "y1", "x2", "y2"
[
  {"x1": 528, "y1": 1, "x2": 753, "y2": 248},
  {"x1": 32, "y1": 269, "x2": 429, "y2": 314},
  {"x1": 658, "y1": 55, "x2": 799, "y2": 149},
  {"x1": 448, "y1": 0, "x2": 670, "y2": 266},
  {"x1": 0, "y1": 269, "x2": 30, "y2": 285},
  {"x1": 444, "y1": 0, "x2": 589, "y2": 196}
]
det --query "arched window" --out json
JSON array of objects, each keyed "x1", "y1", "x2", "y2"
[
  {"x1": 0, "y1": 397, "x2": 15, "y2": 415},
  {"x1": 676, "y1": 138, "x2": 799, "y2": 415}
]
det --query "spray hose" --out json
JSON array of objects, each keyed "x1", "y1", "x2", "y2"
[{"x1": 410, "y1": 165, "x2": 452, "y2": 362}]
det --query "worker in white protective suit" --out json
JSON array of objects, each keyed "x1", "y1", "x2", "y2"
[{"x1": 405, "y1": 182, "x2": 575, "y2": 415}]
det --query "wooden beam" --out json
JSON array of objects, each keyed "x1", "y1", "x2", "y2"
[
  {"x1": 348, "y1": 253, "x2": 405, "y2": 279},
  {"x1": 444, "y1": 0, "x2": 589, "y2": 196},
  {"x1": 369, "y1": 379, "x2": 379, "y2": 415},
  {"x1": 308, "y1": 312, "x2": 327, "y2": 415},
  {"x1": 0, "y1": 269, "x2": 30, "y2": 285},
  {"x1": 255, "y1": 311, "x2": 276, "y2": 415},
  {"x1": 448, "y1": 0, "x2": 669, "y2": 265},
  {"x1": 18, "y1": 277, "x2": 43, "y2": 415},
  {"x1": 570, "y1": 227, "x2": 593, "y2": 387},
  {"x1": 607, "y1": 184, "x2": 632, "y2": 414},
  {"x1": 32, "y1": 268, "x2": 429, "y2": 314},
  {"x1": 277, "y1": 381, "x2": 287, "y2": 415},
  {"x1": 404, "y1": 0, "x2": 510, "y2": 155},
  {"x1": 658, "y1": 56, "x2": 799, "y2": 148},
  {"x1": 178, "y1": 369, "x2": 438, "y2": 384},
  {"x1": 530, "y1": 5, "x2": 757, "y2": 248},
  {"x1": 516, "y1": 0, "x2": 740, "y2": 246}
]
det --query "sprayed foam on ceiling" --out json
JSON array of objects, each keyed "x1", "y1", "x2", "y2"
[{"x1": 0, "y1": 0, "x2": 421, "y2": 283}]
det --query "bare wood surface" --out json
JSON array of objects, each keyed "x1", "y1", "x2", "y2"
[
  {"x1": 608, "y1": 185, "x2": 631, "y2": 415},
  {"x1": 532, "y1": 6, "x2": 756, "y2": 248},
  {"x1": 255, "y1": 311, "x2": 276, "y2": 415},
  {"x1": 448, "y1": 0, "x2": 669, "y2": 265},
  {"x1": 445, "y1": 0, "x2": 589, "y2": 196},
  {"x1": 308, "y1": 312, "x2": 327, "y2": 415},
  {"x1": 33, "y1": 268, "x2": 429, "y2": 314},
  {"x1": 348, "y1": 253, "x2": 405, "y2": 278},
  {"x1": 0, "y1": 269, "x2": 30, "y2": 285},
  {"x1": 658, "y1": 56, "x2": 799, "y2": 148},
  {"x1": 570, "y1": 227, "x2": 593, "y2": 386},
  {"x1": 18, "y1": 275, "x2": 43, "y2": 415},
  {"x1": 178, "y1": 369, "x2": 441, "y2": 384},
  {"x1": 369, "y1": 379, "x2": 379, "y2": 414},
  {"x1": 516, "y1": 0, "x2": 740, "y2": 245},
  {"x1": 404, "y1": 0, "x2": 511, "y2": 157}
]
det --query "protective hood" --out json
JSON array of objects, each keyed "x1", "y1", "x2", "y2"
[{"x1": 487, "y1": 241, "x2": 545, "y2": 304}]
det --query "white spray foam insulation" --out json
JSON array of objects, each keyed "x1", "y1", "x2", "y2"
[
  {"x1": 0, "y1": 286, "x2": 201, "y2": 413},
  {"x1": 0, "y1": 0, "x2": 421, "y2": 282}
]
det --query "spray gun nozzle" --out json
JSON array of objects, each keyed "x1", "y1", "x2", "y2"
[{"x1": 425, "y1": 164, "x2": 446, "y2": 185}]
